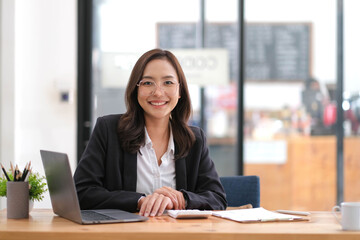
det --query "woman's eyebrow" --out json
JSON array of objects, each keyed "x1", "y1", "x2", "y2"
[
  {"x1": 142, "y1": 75, "x2": 175, "y2": 80},
  {"x1": 162, "y1": 75, "x2": 175, "y2": 79}
]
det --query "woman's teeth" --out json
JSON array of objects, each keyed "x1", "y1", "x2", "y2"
[{"x1": 151, "y1": 102, "x2": 166, "y2": 106}]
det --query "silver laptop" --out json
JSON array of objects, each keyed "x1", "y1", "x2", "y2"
[{"x1": 40, "y1": 150, "x2": 148, "y2": 224}]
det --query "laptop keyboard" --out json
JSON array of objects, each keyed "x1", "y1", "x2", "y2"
[{"x1": 81, "y1": 211, "x2": 116, "y2": 221}]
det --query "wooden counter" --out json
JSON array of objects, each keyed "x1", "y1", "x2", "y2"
[{"x1": 245, "y1": 136, "x2": 360, "y2": 211}]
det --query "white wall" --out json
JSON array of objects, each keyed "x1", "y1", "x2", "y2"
[
  {"x1": 0, "y1": 0, "x2": 16, "y2": 210},
  {"x1": 0, "y1": 0, "x2": 77, "y2": 210}
]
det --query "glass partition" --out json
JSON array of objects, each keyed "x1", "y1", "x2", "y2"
[
  {"x1": 343, "y1": 0, "x2": 360, "y2": 203},
  {"x1": 243, "y1": 0, "x2": 355, "y2": 211},
  {"x1": 89, "y1": 0, "x2": 359, "y2": 211}
]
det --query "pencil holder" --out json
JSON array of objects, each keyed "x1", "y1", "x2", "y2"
[{"x1": 6, "y1": 181, "x2": 29, "y2": 219}]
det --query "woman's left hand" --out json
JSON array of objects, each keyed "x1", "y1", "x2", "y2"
[{"x1": 154, "y1": 187, "x2": 186, "y2": 210}]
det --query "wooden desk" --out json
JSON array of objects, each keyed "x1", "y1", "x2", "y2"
[{"x1": 1, "y1": 209, "x2": 359, "y2": 240}]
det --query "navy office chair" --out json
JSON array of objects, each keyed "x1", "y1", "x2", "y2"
[{"x1": 220, "y1": 175, "x2": 260, "y2": 208}]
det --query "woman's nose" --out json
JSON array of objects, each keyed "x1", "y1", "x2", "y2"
[{"x1": 151, "y1": 84, "x2": 165, "y2": 96}]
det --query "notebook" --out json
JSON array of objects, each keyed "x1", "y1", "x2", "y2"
[
  {"x1": 40, "y1": 150, "x2": 148, "y2": 224},
  {"x1": 212, "y1": 207, "x2": 308, "y2": 223}
]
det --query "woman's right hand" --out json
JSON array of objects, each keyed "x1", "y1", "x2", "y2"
[
  {"x1": 138, "y1": 193, "x2": 174, "y2": 217},
  {"x1": 154, "y1": 187, "x2": 186, "y2": 210}
]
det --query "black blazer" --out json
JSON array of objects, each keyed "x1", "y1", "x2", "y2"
[{"x1": 74, "y1": 114, "x2": 227, "y2": 212}]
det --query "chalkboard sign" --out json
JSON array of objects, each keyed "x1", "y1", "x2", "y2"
[{"x1": 157, "y1": 22, "x2": 311, "y2": 81}]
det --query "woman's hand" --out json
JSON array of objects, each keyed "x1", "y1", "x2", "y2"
[
  {"x1": 138, "y1": 193, "x2": 174, "y2": 217},
  {"x1": 154, "y1": 187, "x2": 186, "y2": 210}
]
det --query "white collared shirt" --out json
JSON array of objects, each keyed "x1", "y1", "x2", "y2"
[{"x1": 136, "y1": 127, "x2": 176, "y2": 195}]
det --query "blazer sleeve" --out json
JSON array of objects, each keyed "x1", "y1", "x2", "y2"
[
  {"x1": 180, "y1": 127, "x2": 227, "y2": 210},
  {"x1": 73, "y1": 115, "x2": 143, "y2": 212}
]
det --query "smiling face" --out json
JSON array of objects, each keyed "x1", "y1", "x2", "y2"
[{"x1": 137, "y1": 58, "x2": 180, "y2": 123}]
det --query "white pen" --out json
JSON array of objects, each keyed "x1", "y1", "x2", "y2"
[{"x1": 276, "y1": 210, "x2": 311, "y2": 216}]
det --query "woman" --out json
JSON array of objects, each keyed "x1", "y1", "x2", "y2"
[{"x1": 74, "y1": 49, "x2": 227, "y2": 217}]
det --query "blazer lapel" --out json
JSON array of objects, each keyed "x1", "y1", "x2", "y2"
[
  {"x1": 123, "y1": 151, "x2": 137, "y2": 191},
  {"x1": 175, "y1": 157, "x2": 187, "y2": 190}
]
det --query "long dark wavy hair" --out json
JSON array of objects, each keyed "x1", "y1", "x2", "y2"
[{"x1": 118, "y1": 49, "x2": 195, "y2": 159}]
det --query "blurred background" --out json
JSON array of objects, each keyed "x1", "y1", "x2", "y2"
[{"x1": 1, "y1": 0, "x2": 359, "y2": 211}]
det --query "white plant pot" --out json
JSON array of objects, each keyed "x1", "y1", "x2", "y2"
[{"x1": 29, "y1": 200, "x2": 34, "y2": 212}]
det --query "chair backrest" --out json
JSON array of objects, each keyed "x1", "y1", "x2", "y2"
[{"x1": 220, "y1": 175, "x2": 260, "y2": 208}]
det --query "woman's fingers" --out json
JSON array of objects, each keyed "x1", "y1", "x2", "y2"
[
  {"x1": 155, "y1": 187, "x2": 185, "y2": 209},
  {"x1": 139, "y1": 193, "x2": 173, "y2": 217},
  {"x1": 172, "y1": 188, "x2": 186, "y2": 209},
  {"x1": 155, "y1": 188, "x2": 179, "y2": 209},
  {"x1": 157, "y1": 197, "x2": 173, "y2": 216},
  {"x1": 138, "y1": 187, "x2": 186, "y2": 217},
  {"x1": 138, "y1": 195, "x2": 152, "y2": 216}
]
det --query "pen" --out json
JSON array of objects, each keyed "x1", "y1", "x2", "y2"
[
  {"x1": 260, "y1": 218, "x2": 275, "y2": 222},
  {"x1": 276, "y1": 210, "x2": 311, "y2": 216},
  {"x1": 1, "y1": 163, "x2": 11, "y2": 181}
]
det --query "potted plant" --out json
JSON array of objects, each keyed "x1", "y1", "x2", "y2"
[{"x1": 0, "y1": 170, "x2": 47, "y2": 210}]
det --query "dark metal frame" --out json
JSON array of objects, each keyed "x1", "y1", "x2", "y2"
[
  {"x1": 199, "y1": 0, "x2": 206, "y2": 133},
  {"x1": 77, "y1": 0, "x2": 93, "y2": 162},
  {"x1": 237, "y1": 0, "x2": 245, "y2": 175},
  {"x1": 198, "y1": 0, "x2": 245, "y2": 175},
  {"x1": 336, "y1": 0, "x2": 344, "y2": 205}
]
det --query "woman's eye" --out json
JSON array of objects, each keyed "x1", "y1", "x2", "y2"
[
  {"x1": 142, "y1": 81, "x2": 154, "y2": 86},
  {"x1": 164, "y1": 81, "x2": 175, "y2": 86}
]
